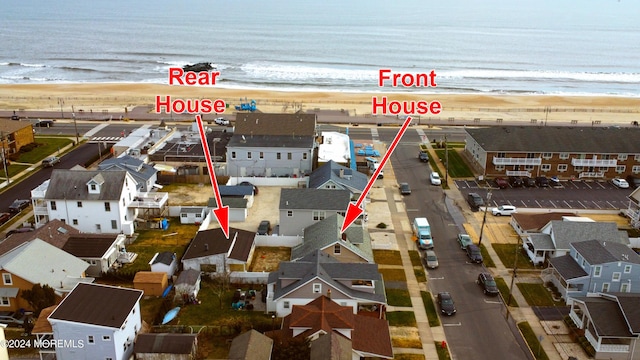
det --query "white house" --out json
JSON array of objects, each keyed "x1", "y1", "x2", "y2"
[
  {"x1": 31, "y1": 169, "x2": 169, "y2": 235},
  {"x1": 47, "y1": 283, "x2": 143, "y2": 360},
  {"x1": 62, "y1": 234, "x2": 131, "y2": 277},
  {"x1": 181, "y1": 228, "x2": 256, "y2": 274},
  {"x1": 179, "y1": 207, "x2": 207, "y2": 224},
  {"x1": 149, "y1": 251, "x2": 178, "y2": 277}
]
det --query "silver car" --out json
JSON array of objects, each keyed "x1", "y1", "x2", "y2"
[{"x1": 424, "y1": 250, "x2": 439, "y2": 269}]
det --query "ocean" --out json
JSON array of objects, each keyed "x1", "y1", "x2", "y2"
[{"x1": 1, "y1": 0, "x2": 639, "y2": 95}]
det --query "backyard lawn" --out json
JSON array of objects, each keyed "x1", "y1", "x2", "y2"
[
  {"x1": 517, "y1": 283, "x2": 565, "y2": 307},
  {"x1": 493, "y1": 243, "x2": 535, "y2": 270},
  {"x1": 373, "y1": 249, "x2": 403, "y2": 265},
  {"x1": 387, "y1": 311, "x2": 417, "y2": 327},
  {"x1": 17, "y1": 136, "x2": 74, "y2": 163},
  {"x1": 386, "y1": 288, "x2": 412, "y2": 307},
  {"x1": 433, "y1": 148, "x2": 474, "y2": 178},
  {"x1": 380, "y1": 268, "x2": 407, "y2": 282}
]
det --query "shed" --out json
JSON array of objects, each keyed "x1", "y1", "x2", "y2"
[
  {"x1": 174, "y1": 269, "x2": 201, "y2": 302},
  {"x1": 149, "y1": 251, "x2": 178, "y2": 277},
  {"x1": 134, "y1": 333, "x2": 198, "y2": 360},
  {"x1": 133, "y1": 271, "x2": 169, "y2": 296},
  {"x1": 179, "y1": 207, "x2": 207, "y2": 224},
  {"x1": 228, "y1": 329, "x2": 273, "y2": 360}
]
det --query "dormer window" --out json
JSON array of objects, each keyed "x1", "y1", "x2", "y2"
[{"x1": 87, "y1": 174, "x2": 105, "y2": 194}]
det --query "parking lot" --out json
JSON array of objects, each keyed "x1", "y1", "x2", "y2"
[{"x1": 455, "y1": 179, "x2": 634, "y2": 210}]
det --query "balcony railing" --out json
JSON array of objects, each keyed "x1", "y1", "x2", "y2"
[
  {"x1": 128, "y1": 192, "x2": 169, "y2": 209},
  {"x1": 33, "y1": 205, "x2": 48, "y2": 215},
  {"x1": 493, "y1": 157, "x2": 542, "y2": 166},
  {"x1": 571, "y1": 158, "x2": 618, "y2": 167},
  {"x1": 586, "y1": 330, "x2": 630, "y2": 353},
  {"x1": 506, "y1": 170, "x2": 532, "y2": 177},
  {"x1": 579, "y1": 172, "x2": 605, "y2": 178}
]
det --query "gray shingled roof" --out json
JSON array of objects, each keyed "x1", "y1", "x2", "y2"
[
  {"x1": 280, "y1": 188, "x2": 351, "y2": 210},
  {"x1": 152, "y1": 251, "x2": 176, "y2": 265},
  {"x1": 548, "y1": 221, "x2": 629, "y2": 251},
  {"x1": 291, "y1": 213, "x2": 373, "y2": 262},
  {"x1": 45, "y1": 169, "x2": 129, "y2": 201},
  {"x1": 574, "y1": 296, "x2": 634, "y2": 337},
  {"x1": 134, "y1": 333, "x2": 197, "y2": 354},
  {"x1": 97, "y1": 155, "x2": 157, "y2": 185},
  {"x1": 228, "y1": 134, "x2": 314, "y2": 148},
  {"x1": 529, "y1": 234, "x2": 554, "y2": 249},
  {"x1": 466, "y1": 126, "x2": 640, "y2": 153},
  {"x1": 62, "y1": 234, "x2": 118, "y2": 258},
  {"x1": 549, "y1": 254, "x2": 588, "y2": 280},
  {"x1": 269, "y1": 250, "x2": 385, "y2": 304},
  {"x1": 572, "y1": 240, "x2": 640, "y2": 265},
  {"x1": 613, "y1": 293, "x2": 640, "y2": 333},
  {"x1": 234, "y1": 113, "x2": 316, "y2": 136},
  {"x1": 175, "y1": 269, "x2": 201, "y2": 286},
  {"x1": 182, "y1": 228, "x2": 255, "y2": 262},
  {"x1": 308, "y1": 160, "x2": 368, "y2": 193},
  {"x1": 228, "y1": 329, "x2": 273, "y2": 360}
]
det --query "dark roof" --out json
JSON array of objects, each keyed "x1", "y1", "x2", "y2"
[
  {"x1": 182, "y1": 228, "x2": 255, "y2": 262},
  {"x1": 175, "y1": 269, "x2": 201, "y2": 286},
  {"x1": 0, "y1": 119, "x2": 32, "y2": 134},
  {"x1": 134, "y1": 333, "x2": 197, "y2": 354},
  {"x1": 466, "y1": 126, "x2": 640, "y2": 153},
  {"x1": 574, "y1": 296, "x2": 634, "y2": 337},
  {"x1": 280, "y1": 188, "x2": 351, "y2": 210},
  {"x1": 228, "y1": 134, "x2": 314, "y2": 148},
  {"x1": 45, "y1": 169, "x2": 129, "y2": 201},
  {"x1": 572, "y1": 240, "x2": 640, "y2": 265},
  {"x1": 218, "y1": 185, "x2": 254, "y2": 196},
  {"x1": 62, "y1": 234, "x2": 119, "y2": 258},
  {"x1": 0, "y1": 219, "x2": 78, "y2": 255},
  {"x1": 180, "y1": 207, "x2": 205, "y2": 214},
  {"x1": 151, "y1": 251, "x2": 176, "y2": 265},
  {"x1": 548, "y1": 254, "x2": 588, "y2": 280},
  {"x1": 234, "y1": 113, "x2": 316, "y2": 136},
  {"x1": 612, "y1": 293, "x2": 640, "y2": 333},
  {"x1": 512, "y1": 212, "x2": 576, "y2": 232},
  {"x1": 310, "y1": 332, "x2": 352, "y2": 360},
  {"x1": 228, "y1": 329, "x2": 273, "y2": 360},
  {"x1": 308, "y1": 160, "x2": 368, "y2": 193},
  {"x1": 49, "y1": 283, "x2": 142, "y2": 328}
]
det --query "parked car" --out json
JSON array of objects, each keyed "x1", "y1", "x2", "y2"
[
  {"x1": 524, "y1": 177, "x2": 536, "y2": 187},
  {"x1": 34, "y1": 119, "x2": 54, "y2": 127},
  {"x1": 626, "y1": 175, "x2": 640, "y2": 189},
  {"x1": 429, "y1": 172, "x2": 441, "y2": 186},
  {"x1": 457, "y1": 233, "x2": 473, "y2": 250},
  {"x1": 509, "y1": 176, "x2": 524, "y2": 187},
  {"x1": 419, "y1": 152, "x2": 429, "y2": 162},
  {"x1": 399, "y1": 182, "x2": 411, "y2": 195},
  {"x1": 0, "y1": 213, "x2": 11, "y2": 225},
  {"x1": 466, "y1": 192, "x2": 484, "y2": 211},
  {"x1": 549, "y1": 176, "x2": 562, "y2": 187},
  {"x1": 612, "y1": 178, "x2": 630, "y2": 189},
  {"x1": 437, "y1": 292, "x2": 456, "y2": 316},
  {"x1": 477, "y1": 273, "x2": 499, "y2": 296},
  {"x1": 8, "y1": 199, "x2": 30, "y2": 213},
  {"x1": 492, "y1": 205, "x2": 517, "y2": 216},
  {"x1": 238, "y1": 181, "x2": 258, "y2": 195},
  {"x1": 0, "y1": 311, "x2": 27, "y2": 326},
  {"x1": 535, "y1": 176, "x2": 549, "y2": 187},
  {"x1": 214, "y1": 117, "x2": 229, "y2": 126},
  {"x1": 494, "y1": 177, "x2": 508, "y2": 189},
  {"x1": 466, "y1": 244, "x2": 483, "y2": 264},
  {"x1": 424, "y1": 250, "x2": 439, "y2": 269},
  {"x1": 42, "y1": 156, "x2": 61, "y2": 167},
  {"x1": 257, "y1": 220, "x2": 271, "y2": 235}
]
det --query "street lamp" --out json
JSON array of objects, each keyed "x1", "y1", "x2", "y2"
[
  {"x1": 271, "y1": 314, "x2": 276, "y2": 330},
  {"x1": 477, "y1": 191, "x2": 493, "y2": 246}
]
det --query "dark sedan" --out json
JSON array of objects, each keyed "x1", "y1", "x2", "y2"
[
  {"x1": 477, "y1": 273, "x2": 499, "y2": 296},
  {"x1": 437, "y1": 292, "x2": 456, "y2": 316},
  {"x1": 466, "y1": 244, "x2": 483, "y2": 264}
]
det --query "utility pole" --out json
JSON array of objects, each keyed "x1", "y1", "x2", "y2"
[
  {"x1": 72, "y1": 113, "x2": 79, "y2": 144},
  {"x1": 506, "y1": 235, "x2": 521, "y2": 319},
  {"x1": 444, "y1": 134, "x2": 449, "y2": 186},
  {"x1": 58, "y1": 98, "x2": 65, "y2": 119},
  {"x1": 0, "y1": 132, "x2": 9, "y2": 185},
  {"x1": 477, "y1": 191, "x2": 492, "y2": 246}
]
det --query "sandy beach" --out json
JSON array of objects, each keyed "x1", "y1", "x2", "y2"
[{"x1": 1, "y1": 83, "x2": 639, "y2": 125}]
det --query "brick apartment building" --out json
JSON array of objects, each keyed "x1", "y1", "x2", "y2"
[
  {"x1": 0, "y1": 119, "x2": 34, "y2": 154},
  {"x1": 465, "y1": 126, "x2": 640, "y2": 180}
]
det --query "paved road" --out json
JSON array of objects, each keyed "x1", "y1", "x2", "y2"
[{"x1": 384, "y1": 128, "x2": 532, "y2": 360}]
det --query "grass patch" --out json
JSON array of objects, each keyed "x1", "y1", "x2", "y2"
[
  {"x1": 394, "y1": 354, "x2": 425, "y2": 360},
  {"x1": 421, "y1": 291, "x2": 440, "y2": 327},
  {"x1": 493, "y1": 243, "x2": 535, "y2": 270},
  {"x1": 387, "y1": 311, "x2": 417, "y2": 327},
  {"x1": 479, "y1": 244, "x2": 496, "y2": 268},
  {"x1": 517, "y1": 283, "x2": 565, "y2": 307},
  {"x1": 139, "y1": 297, "x2": 165, "y2": 325},
  {"x1": 518, "y1": 321, "x2": 549, "y2": 360},
  {"x1": 386, "y1": 288, "x2": 412, "y2": 307},
  {"x1": 0, "y1": 164, "x2": 29, "y2": 178},
  {"x1": 495, "y1": 276, "x2": 519, "y2": 307},
  {"x1": 408, "y1": 250, "x2": 421, "y2": 266},
  {"x1": 435, "y1": 340, "x2": 452, "y2": 360},
  {"x1": 414, "y1": 267, "x2": 427, "y2": 283},
  {"x1": 434, "y1": 149, "x2": 474, "y2": 178},
  {"x1": 17, "y1": 137, "x2": 73, "y2": 163},
  {"x1": 373, "y1": 249, "x2": 402, "y2": 265},
  {"x1": 380, "y1": 268, "x2": 407, "y2": 282}
]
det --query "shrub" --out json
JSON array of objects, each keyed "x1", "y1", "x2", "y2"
[{"x1": 376, "y1": 222, "x2": 387, "y2": 229}]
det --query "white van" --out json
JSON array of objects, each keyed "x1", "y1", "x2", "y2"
[{"x1": 369, "y1": 161, "x2": 383, "y2": 179}]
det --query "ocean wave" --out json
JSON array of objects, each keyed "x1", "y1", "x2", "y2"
[
  {"x1": 240, "y1": 62, "x2": 378, "y2": 83},
  {"x1": 440, "y1": 69, "x2": 640, "y2": 83}
]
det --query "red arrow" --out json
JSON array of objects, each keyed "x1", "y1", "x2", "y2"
[
  {"x1": 341, "y1": 116, "x2": 413, "y2": 233},
  {"x1": 195, "y1": 115, "x2": 230, "y2": 238}
]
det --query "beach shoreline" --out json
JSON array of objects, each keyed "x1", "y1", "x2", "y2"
[{"x1": 1, "y1": 83, "x2": 639, "y2": 125}]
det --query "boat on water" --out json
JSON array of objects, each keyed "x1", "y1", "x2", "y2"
[{"x1": 162, "y1": 307, "x2": 181, "y2": 325}]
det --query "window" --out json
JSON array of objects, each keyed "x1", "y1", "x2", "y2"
[
  {"x1": 624, "y1": 265, "x2": 632, "y2": 274},
  {"x1": 77, "y1": 201, "x2": 83, "y2": 208},
  {"x1": 594, "y1": 265, "x2": 602, "y2": 277},
  {"x1": 104, "y1": 202, "x2": 111, "y2": 211},
  {"x1": 247, "y1": 152, "x2": 252, "y2": 159},
  {"x1": 313, "y1": 283, "x2": 321, "y2": 293},
  {"x1": 542, "y1": 152, "x2": 552, "y2": 159},
  {"x1": 541, "y1": 164, "x2": 551, "y2": 172},
  {"x1": 277, "y1": 153, "x2": 281, "y2": 160},
  {"x1": 283, "y1": 301, "x2": 290, "y2": 309},
  {"x1": 303, "y1": 153, "x2": 308, "y2": 160},
  {"x1": 287, "y1": 153, "x2": 292, "y2": 160},
  {"x1": 231, "y1": 151, "x2": 236, "y2": 159},
  {"x1": 524, "y1": 165, "x2": 534, "y2": 170},
  {"x1": 334, "y1": 244, "x2": 341, "y2": 255},
  {"x1": 557, "y1": 164, "x2": 568, "y2": 172},
  {"x1": 496, "y1": 152, "x2": 505, "y2": 158},
  {"x1": 599, "y1": 167, "x2": 608, "y2": 172},
  {"x1": 259, "y1": 152, "x2": 264, "y2": 159},
  {"x1": 181, "y1": 213, "x2": 187, "y2": 218},
  {"x1": 73, "y1": 219, "x2": 78, "y2": 225},
  {"x1": 616, "y1": 165, "x2": 626, "y2": 173},
  {"x1": 88, "y1": 336, "x2": 94, "y2": 344},
  {"x1": 621, "y1": 283, "x2": 630, "y2": 293},
  {"x1": 287, "y1": 210, "x2": 293, "y2": 217},
  {"x1": 111, "y1": 220, "x2": 117, "y2": 230},
  {"x1": 90, "y1": 184, "x2": 96, "y2": 191},
  {"x1": 195, "y1": 213, "x2": 202, "y2": 218},
  {"x1": 635, "y1": 154, "x2": 640, "y2": 161},
  {"x1": 526, "y1": 153, "x2": 535, "y2": 158},
  {"x1": 559, "y1": 153, "x2": 569, "y2": 160},
  {"x1": 612, "y1": 272, "x2": 621, "y2": 282},
  {"x1": 96, "y1": 224, "x2": 101, "y2": 231},
  {"x1": 102, "y1": 335, "x2": 111, "y2": 341},
  {"x1": 0, "y1": 297, "x2": 8, "y2": 306},
  {"x1": 312, "y1": 211, "x2": 326, "y2": 221},
  {"x1": 602, "y1": 283, "x2": 610, "y2": 292},
  {"x1": 50, "y1": 201, "x2": 57, "y2": 210},
  {"x1": 574, "y1": 166, "x2": 584, "y2": 172},
  {"x1": 495, "y1": 165, "x2": 505, "y2": 171},
  {"x1": 633, "y1": 165, "x2": 640, "y2": 174},
  {"x1": 619, "y1": 154, "x2": 628, "y2": 161},
  {"x1": 2, "y1": 274, "x2": 12, "y2": 285}
]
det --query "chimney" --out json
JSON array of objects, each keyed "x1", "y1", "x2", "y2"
[
  {"x1": 341, "y1": 233, "x2": 347, "y2": 241},
  {"x1": 204, "y1": 244, "x2": 209, "y2": 251},
  {"x1": 339, "y1": 168, "x2": 344, "y2": 178},
  {"x1": 327, "y1": 288, "x2": 331, "y2": 299}
]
